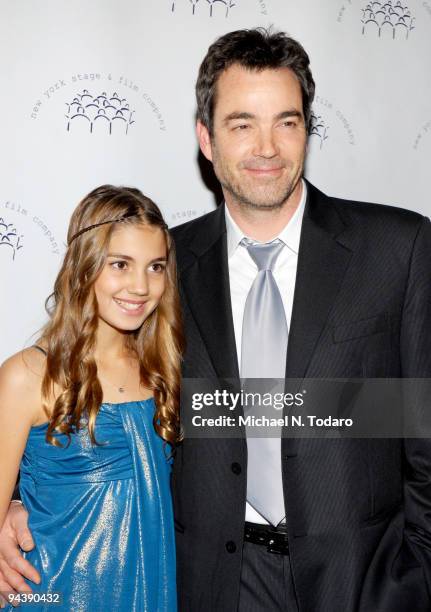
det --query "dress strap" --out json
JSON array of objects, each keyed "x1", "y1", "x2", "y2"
[{"x1": 33, "y1": 345, "x2": 47, "y2": 356}]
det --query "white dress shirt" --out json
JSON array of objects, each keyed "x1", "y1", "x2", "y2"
[{"x1": 225, "y1": 180, "x2": 307, "y2": 524}]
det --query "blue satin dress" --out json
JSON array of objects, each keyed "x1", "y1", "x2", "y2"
[{"x1": 11, "y1": 399, "x2": 176, "y2": 611}]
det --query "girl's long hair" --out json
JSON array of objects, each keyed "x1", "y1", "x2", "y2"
[{"x1": 39, "y1": 185, "x2": 184, "y2": 446}]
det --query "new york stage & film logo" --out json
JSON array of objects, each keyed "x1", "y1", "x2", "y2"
[
  {"x1": 65, "y1": 90, "x2": 135, "y2": 135},
  {"x1": 170, "y1": 0, "x2": 269, "y2": 17},
  {"x1": 310, "y1": 112, "x2": 330, "y2": 150},
  {"x1": 0, "y1": 218, "x2": 23, "y2": 261},
  {"x1": 337, "y1": 0, "x2": 424, "y2": 36},
  {"x1": 361, "y1": 0, "x2": 415, "y2": 38},
  {"x1": 30, "y1": 73, "x2": 166, "y2": 133}
]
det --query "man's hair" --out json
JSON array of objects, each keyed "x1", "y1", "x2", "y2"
[{"x1": 196, "y1": 27, "x2": 315, "y2": 135}]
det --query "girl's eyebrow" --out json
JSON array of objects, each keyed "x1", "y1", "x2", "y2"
[
  {"x1": 107, "y1": 253, "x2": 167, "y2": 264},
  {"x1": 148, "y1": 257, "x2": 167, "y2": 264},
  {"x1": 107, "y1": 253, "x2": 134, "y2": 261}
]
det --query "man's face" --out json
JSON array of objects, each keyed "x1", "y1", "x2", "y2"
[{"x1": 197, "y1": 64, "x2": 307, "y2": 211}]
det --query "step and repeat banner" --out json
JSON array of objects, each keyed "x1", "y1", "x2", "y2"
[{"x1": 1, "y1": 0, "x2": 430, "y2": 361}]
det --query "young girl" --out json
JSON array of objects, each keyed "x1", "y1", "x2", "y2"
[{"x1": 0, "y1": 185, "x2": 184, "y2": 611}]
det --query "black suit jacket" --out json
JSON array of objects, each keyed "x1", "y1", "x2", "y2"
[{"x1": 170, "y1": 181, "x2": 431, "y2": 612}]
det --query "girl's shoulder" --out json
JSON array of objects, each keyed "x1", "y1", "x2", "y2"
[
  {"x1": 1, "y1": 346, "x2": 46, "y2": 384},
  {"x1": 0, "y1": 347, "x2": 46, "y2": 424}
]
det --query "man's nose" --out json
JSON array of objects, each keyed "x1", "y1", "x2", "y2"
[{"x1": 252, "y1": 128, "x2": 279, "y2": 158}]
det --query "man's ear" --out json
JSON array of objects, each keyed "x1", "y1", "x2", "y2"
[{"x1": 196, "y1": 120, "x2": 213, "y2": 162}]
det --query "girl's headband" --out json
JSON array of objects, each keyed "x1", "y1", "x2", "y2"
[{"x1": 68, "y1": 212, "x2": 138, "y2": 245}]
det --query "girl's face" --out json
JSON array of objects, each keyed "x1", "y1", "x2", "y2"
[{"x1": 94, "y1": 223, "x2": 167, "y2": 334}]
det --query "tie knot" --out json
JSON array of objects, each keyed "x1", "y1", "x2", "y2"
[{"x1": 242, "y1": 239, "x2": 284, "y2": 271}]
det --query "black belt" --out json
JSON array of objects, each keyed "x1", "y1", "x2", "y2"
[{"x1": 244, "y1": 521, "x2": 289, "y2": 555}]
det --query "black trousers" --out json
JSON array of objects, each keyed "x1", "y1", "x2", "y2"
[{"x1": 238, "y1": 541, "x2": 299, "y2": 612}]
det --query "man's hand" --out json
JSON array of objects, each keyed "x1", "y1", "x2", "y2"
[{"x1": 0, "y1": 503, "x2": 40, "y2": 608}]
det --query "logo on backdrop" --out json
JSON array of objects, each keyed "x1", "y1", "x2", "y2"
[
  {"x1": 309, "y1": 95, "x2": 356, "y2": 147},
  {"x1": 65, "y1": 90, "x2": 135, "y2": 135},
  {"x1": 170, "y1": 208, "x2": 199, "y2": 224},
  {"x1": 1, "y1": 201, "x2": 61, "y2": 259},
  {"x1": 309, "y1": 112, "x2": 330, "y2": 149},
  {"x1": 361, "y1": 1, "x2": 415, "y2": 38},
  {"x1": 30, "y1": 73, "x2": 166, "y2": 132},
  {"x1": 338, "y1": 0, "x2": 427, "y2": 31},
  {"x1": 413, "y1": 117, "x2": 431, "y2": 149},
  {"x1": 0, "y1": 218, "x2": 23, "y2": 261},
  {"x1": 171, "y1": 0, "x2": 235, "y2": 16},
  {"x1": 170, "y1": 0, "x2": 268, "y2": 16}
]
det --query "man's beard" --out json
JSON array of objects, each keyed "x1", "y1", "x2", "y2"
[{"x1": 212, "y1": 150, "x2": 303, "y2": 211}]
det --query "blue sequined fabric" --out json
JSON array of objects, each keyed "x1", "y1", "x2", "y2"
[{"x1": 12, "y1": 399, "x2": 176, "y2": 611}]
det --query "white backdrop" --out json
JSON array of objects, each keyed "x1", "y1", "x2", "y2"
[{"x1": 1, "y1": 0, "x2": 430, "y2": 361}]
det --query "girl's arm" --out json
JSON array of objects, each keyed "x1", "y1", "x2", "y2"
[{"x1": 0, "y1": 350, "x2": 45, "y2": 531}]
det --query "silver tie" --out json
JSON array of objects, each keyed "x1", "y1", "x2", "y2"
[{"x1": 241, "y1": 239, "x2": 287, "y2": 526}]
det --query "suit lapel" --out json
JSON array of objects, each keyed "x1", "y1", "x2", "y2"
[
  {"x1": 178, "y1": 184, "x2": 354, "y2": 382},
  {"x1": 180, "y1": 205, "x2": 240, "y2": 380},
  {"x1": 285, "y1": 182, "x2": 354, "y2": 379}
]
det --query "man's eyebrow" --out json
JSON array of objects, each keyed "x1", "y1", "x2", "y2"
[
  {"x1": 223, "y1": 112, "x2": 255, "y2": 123},
  {"x1": 275, "y1": 110, "x2": 303, "y2": 121},
  {"x1": 223, "y1": 110, "x2": 304, "y2": 124}
]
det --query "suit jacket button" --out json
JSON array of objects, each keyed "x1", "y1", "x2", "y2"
[
  {"x1": 226, "y1": 541, "x2": 236, "y2": 553},
  {"x1": 231, "y1": 462, "x2": 241, "y2": 475}
]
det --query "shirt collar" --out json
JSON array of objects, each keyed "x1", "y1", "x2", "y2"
[{"x1": 225, "y1": 179, "x2": 307, "y2": 258}]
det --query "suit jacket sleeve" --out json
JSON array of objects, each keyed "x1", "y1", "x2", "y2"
[{"x1": 401, "y1": 216, "x2": 431, "y2": 596}]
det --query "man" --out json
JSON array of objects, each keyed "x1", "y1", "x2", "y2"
[{"x1": 1, "y1": 28, "x2": 431, "y2": 611}]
